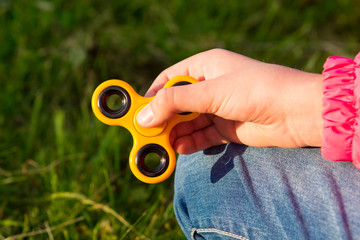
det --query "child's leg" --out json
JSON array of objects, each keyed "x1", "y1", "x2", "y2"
[{"x1": 174, "y1": 144, "x2": 360, "y2": 240}]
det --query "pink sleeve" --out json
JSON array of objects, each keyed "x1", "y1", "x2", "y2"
[{"x1": 322, "y1": 51, "x2": 360, "y2": 169}]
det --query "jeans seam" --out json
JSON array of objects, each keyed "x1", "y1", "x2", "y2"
[{"x1": 191, "y1": 227, "x2": 249, "y2": 240}]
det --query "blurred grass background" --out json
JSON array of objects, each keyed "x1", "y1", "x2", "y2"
[{"x1": 0, "y1": 0, "x2": 359, "y2": 239}]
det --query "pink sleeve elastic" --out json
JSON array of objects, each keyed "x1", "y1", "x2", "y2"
[{"x1": 322, "y1": 51, "x2": 360, "y2": 169}]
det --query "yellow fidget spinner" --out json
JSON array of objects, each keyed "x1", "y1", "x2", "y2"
[{"x1": 91, "y1": 76, "x2": 199, "y2": 184}]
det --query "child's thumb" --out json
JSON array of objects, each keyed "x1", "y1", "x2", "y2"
[{"x1": 136, "y1": 81, "x2": 211, "y2": 128}]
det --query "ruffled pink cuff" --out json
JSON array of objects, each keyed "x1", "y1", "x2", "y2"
[{"x1": 322, "y1": 52, "x2": 360, "y2": 169}]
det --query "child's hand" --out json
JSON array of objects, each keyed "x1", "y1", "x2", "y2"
[{"x1": 136, "y1": 49, "x2": 323, "y2": 154}]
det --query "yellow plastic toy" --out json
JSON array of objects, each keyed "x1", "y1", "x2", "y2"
[{"x1": 91, "y1": 76, "x2": 199, "y2": 184}]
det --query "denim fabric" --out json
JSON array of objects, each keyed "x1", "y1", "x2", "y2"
[{"x1": 173, "y1": 144, "x2": 360, "y2": 240}]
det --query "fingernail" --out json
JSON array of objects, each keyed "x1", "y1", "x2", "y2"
[
  {"x1": 144, "y1": 90, "x2": 156, "y2": 98},
  {"x1": 136, "y1": 104, "x2": 154, "y2": 127}
]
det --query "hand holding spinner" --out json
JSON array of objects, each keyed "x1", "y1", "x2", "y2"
[{"x1": 91, "y1": 76, "x2": 199, "y2": 184}]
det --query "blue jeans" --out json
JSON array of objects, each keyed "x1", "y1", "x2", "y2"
[{"x1": 173, "y1": 144, "x2": 360, "y2": 240}]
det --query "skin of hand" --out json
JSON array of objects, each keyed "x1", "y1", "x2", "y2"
[{"x1": 136, "y1": 48, "x2": 324, "y2": 155}]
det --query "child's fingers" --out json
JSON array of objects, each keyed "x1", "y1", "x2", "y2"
[
  {"x1": 144, "y1": 52, "x2": 207, "y2": 97},
  {"x1": 173, "y1": 124, "x2": 230, "y2": 154}
]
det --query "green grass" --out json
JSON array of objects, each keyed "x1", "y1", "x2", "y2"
[{"x1": 0, "y1": 0, "x2": 359, "y2": 239}]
